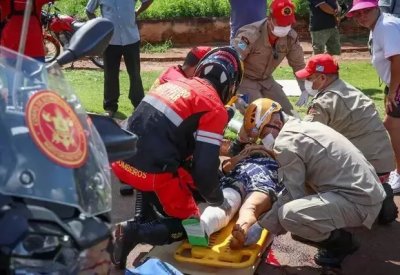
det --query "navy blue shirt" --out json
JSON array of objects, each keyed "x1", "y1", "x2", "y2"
[
  {"x1": 309, "y1": 0, "x2": 338, "y2": 31},
  {"x1": 229, "y1": 0, "x2": 267, "y2": 40}
]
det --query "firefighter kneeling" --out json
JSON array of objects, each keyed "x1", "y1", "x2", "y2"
[{"x1": 110, "y1": 46, "x2": 244, "y2": 269}]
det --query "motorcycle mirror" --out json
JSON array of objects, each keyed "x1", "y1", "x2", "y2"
[
  {"x1": 87, "y1": 114, "x2": 138, "y2": 162},
  {"x1": 56, "y1": 18, "x2": 113, "y2": 66}
]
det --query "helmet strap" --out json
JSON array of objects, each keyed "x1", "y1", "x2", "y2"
[{"x1": 265, "y1": 124, "x2": 281, "y2": 131}]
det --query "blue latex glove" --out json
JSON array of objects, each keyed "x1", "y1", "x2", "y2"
[
  {"x1": 295, "y1": 90, "x2": 309, "y2": 106},
  {"x1": 244, "y1": 222, "x2": 263, "y2": 246}
]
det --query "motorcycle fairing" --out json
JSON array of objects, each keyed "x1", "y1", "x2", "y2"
[{"x1": 0, "y1": 46, "x2": 111, "y2": 216}]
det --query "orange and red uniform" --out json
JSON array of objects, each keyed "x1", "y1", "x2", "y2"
[
  {"x1": 0, "y1": 0, "x2": 50, "y2": 58},
  {"x1": 112, "y1": 77, "x2": 228, "y2": 219}
]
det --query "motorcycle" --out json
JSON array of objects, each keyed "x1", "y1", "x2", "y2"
[
  {"x1": 41, "y1": 2, "x2": 104, "y2": 68},
  {"x1": 0, "y1": 18, "x2": 137, "y2": 273}
]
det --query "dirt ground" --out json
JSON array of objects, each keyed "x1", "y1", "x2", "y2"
[
  {"x1": 69, "y1": 50, "x2": 372, "y2": 72},
  {"x1": 142, "y1": 50, "x2": 371, "y2": 72}
]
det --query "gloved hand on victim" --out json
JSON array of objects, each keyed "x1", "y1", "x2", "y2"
[{"x1": 295, "y1": 90, "x2": 309, "y2": 107}]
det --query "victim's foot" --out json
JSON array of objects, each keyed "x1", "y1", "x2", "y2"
[{"x1": 230, "y1": 222, "x2": 251, "y2": 249}]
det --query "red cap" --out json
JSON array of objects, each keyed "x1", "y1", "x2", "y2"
[
  {"x1": 270, "y1": 0, "x2": 296, "y2": 26},
  {"x1": 190, "y1": 46, "x2": 212, "y2": 60},
  {"x1": 295, "y1": 54, "x2": 339, "y2": 79}
]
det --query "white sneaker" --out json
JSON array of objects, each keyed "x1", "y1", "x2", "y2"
[{"x1": 388, "y1": 170, "x2": 400, "y2": 194}]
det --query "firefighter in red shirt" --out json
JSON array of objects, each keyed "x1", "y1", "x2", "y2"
[
  {"x1": 120, "y1": 46, "x2": 211, "y2": 196},
  {"x1": 0, "y1": 0, "x2": 53, "y2": 61},
  {"x1": 150, "y1": 46, "x2": 212, "y2": 90},
  {"x1": 110, "y1": 46, "x2": 243, "y2": 269}
]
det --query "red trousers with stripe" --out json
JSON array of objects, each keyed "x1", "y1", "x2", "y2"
[{"x1": 111, "y1": 161, "x2": 199, "y2": 219}]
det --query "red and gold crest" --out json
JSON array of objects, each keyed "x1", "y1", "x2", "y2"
[
  {"x1": 25, "y1": 91, "x2": 88, "y2": 168},
  {"x1": 282, "y1": 6, "x2": 293, "y2": 16}
]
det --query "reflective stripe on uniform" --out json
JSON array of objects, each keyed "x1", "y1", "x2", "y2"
[
  {"x1": 143, "y1": 95, "x2": 183, "y2": 126},
  {"x1": 196, "y1": 130, "x2": 223, "y2": 146}
]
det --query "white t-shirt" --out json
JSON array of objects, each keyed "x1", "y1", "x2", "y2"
[
  {"x1": 372, "y1": 13, "x2": 400, "y2": 85},
  {"x1": 379, "y1": 0, "x2": 400, "y2": 17}
]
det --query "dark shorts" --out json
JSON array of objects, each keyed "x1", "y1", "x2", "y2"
[
  {"x1": 220, "y1": 156, "x2": 284, "y2": 202},
  {"x1": 384, "y1": 86, "x2": 400, "y2": 118}
]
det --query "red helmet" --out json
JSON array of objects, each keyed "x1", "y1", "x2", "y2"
[{"x1": 194, "y1": 46, "x2": 243, "y2": 104}]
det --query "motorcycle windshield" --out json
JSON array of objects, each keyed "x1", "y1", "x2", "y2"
[{"x1": 0, "y1": 47, "x2": 111, "y2": 216}]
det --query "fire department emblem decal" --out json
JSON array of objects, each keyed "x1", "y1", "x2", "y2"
[
  {"x1": 25, "y1": 91, "x2": 88, "y2": 168},
  {"x1": 282, "y1": 7, "x2": 293, "y2": 16}
]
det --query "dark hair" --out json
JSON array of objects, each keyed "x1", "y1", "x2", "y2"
[{"x1": 183, "y1": 52, "x2": 200, "y2": 67}]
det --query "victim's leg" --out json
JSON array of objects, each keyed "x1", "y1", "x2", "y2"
[{"x1": 230, "y1": 191, "x2": 272, "y2": 249}]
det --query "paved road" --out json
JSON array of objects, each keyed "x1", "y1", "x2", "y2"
[
  {"x1": 110, "y1": 175, "x2": 400, "y2": 275},
  {"x1": 110, "y1": 177, "x2": 152, "y2": 274}
]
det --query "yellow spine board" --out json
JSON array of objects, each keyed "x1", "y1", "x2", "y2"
[{"x1": 174, "y1": 218, "x2": 268, "y2": 269}]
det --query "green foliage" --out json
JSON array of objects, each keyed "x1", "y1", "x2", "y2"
[
  {"x1": 141, "y1": 39, "x2": 173, "y2": 53},
  {"x1": 292, "y1": 0, "x2": 310, "y2": 18},
  {"x1": 53, "y1": 0, "x2": 89, "y2": 20},
  {"x1": 56, "y1": 0, "x2": 231, "y2": 20},
  {"x1": 140, "y1": 0, "x2": 230, "y2": 19},
  {"x1": 52, "y1": 0, "x2": 318, "y2": 20}
]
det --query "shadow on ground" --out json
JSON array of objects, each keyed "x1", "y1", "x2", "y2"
[
  {"x1": 360, "y1": 88, "x2": 384, "y2": 98},
  {"x1": 111, "y1": 177, "x2": 400, "y2": 275},
  {"x1": 257, "y1": 196, "x2": 400, "y2": 275}
]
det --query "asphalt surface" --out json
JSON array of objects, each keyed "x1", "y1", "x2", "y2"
[
  {"x1": 110, "y1": 175, "x2": 400, "y2": 274},
  {"x1": 108, "y1": 42, "x2": 399, "y2": 274}
]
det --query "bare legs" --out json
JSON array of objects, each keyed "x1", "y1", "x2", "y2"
[
  {"x1": 384, "y1": 115, "x2": 400, "y2": 173},
  {"x1": 230, "y1": 191, "x2": 272, "y2": 249}
]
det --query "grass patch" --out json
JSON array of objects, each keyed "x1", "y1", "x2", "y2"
[
  {"x1": 141, "y1": 39, "x2": 173, "y2": 54},
  {"x1": 64, "y1": 68, "x2": 161, "y2": 116},
  {"x1": 65, "y1": 60, "x2": 385, "y2": 126}
]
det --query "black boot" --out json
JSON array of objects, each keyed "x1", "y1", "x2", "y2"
[
  {"x1": 111, "y1": 218, "x2": 186, "y2": 269},
  {"x1": 314, "y1": 229, "x2": 359, "y2": 268},
  {"x1": 132, "y1": 190, "x2": 168, "y2": 222},
  {"x1": 133, "y1": 190, "x2": 155, "y2": 222},
  {"x1": 378, "y1": 183, "x2": 398, "y2": 225},
  {"x1": 119, "y1": 183, "x2": 134, "y2": 196},
  {"x1": 133, "y1": 189, "x2": 144, "y2": 222}
]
